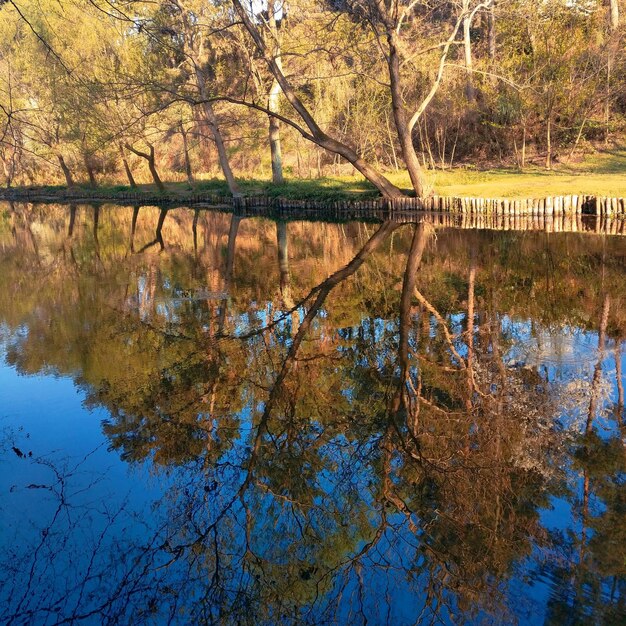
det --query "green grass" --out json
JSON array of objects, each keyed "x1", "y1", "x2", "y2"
[
  {"x1": 181, "y1": 147, "x2": 626, "y2": 199},
  {"x1": 386, "y1": 148, "x2": 626, "y2": 198},
  {"x1": 7, "y1": 148, "x2": 626, "y2": 201}
]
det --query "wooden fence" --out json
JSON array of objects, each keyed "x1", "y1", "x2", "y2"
[
  {"x1": 2, "y1": 189, "x2": 626, "y2": 217},
  {"x1": 241, "y1": 194, "x2": 626, "y2": 218},
  {"x1": 2, "y1": 189, "x2": 626, "y2": 235}
]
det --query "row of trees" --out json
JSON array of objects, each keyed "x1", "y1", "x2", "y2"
[{"x1": 0, "y1": 0, "x2": 624, "y2": 197}]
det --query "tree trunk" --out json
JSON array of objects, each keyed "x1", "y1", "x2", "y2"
[
  {"x1": 149, "y1": 164, "x2": 164, "y2": 192},
  {"x1": 232, "y1": 0, "x2": 405, "y2": 199},
  {"x1": 463, "y1": 14, "x2": 476, "y2": 101},
  {"x1": 195, "y1": 70, "x2": 241, "y2": 197},
  {"x1": 606, "y1": 2, "x2": 620, "y2": 142},
  {"x1": 609, "y1": 0, "x2": 620, "y2": 32},
  {"x1": 1, "y1": 145, "x2": 19, "y2": 187},
  {"x1": 269, "y1": 79, "x2": 284, "y2": 185},
  {"x1": 545, "y1": 115, "x2": 552, "y2": 170},
  {"x1": 179, "y1": 0, "x2": 241, "y2": 197},
  {"x1": 1, "y1": 155, "x2": 13, "y2": 188},
  {"x1": 385, "y1": 111, "x2": 400, "y2": 171},
  {"x1": 267, "y1": 0, "x2": 284, "y2": 185},
  {"x1": 57, "y1": 154, "x2": 75, "y2": 188},
  {"x1": 180, "y1": 123, "x2": 194, "y2": 186},
  {"x1": 119, "y1": 143, "x2": 137, "y2": 188},
  {"x1": 488, "y1": 3, "x2": 496, "y2": 60},
  {"x1": 125, "y1": 143, "x2": 165, "y2": 192},
  {"x1": 84, "y1": 153, "x2": 97, "y2": 188},
  {"x1": 387, "y1": 32, "x2": 426, "y2": 196}
]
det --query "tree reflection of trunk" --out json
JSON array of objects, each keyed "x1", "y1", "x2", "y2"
[
  {"x1": 200, "y1": 216, "x2": 244, "y2": 467},
  {"x1": 139, "y1": 264, "x2": 158, "y2": 321},
  {"x1": 392, "y1": 222, "x2": 429, "y2": 433},
  {"x1": 384, "y1": 222, "x2": 456, "y2": 565},
  {"x1": 192, "y1": 208, "x2": 200, "y2": 257},
  {"x1": 225, "y1": 215, "x2": 241, "y2": 279},
  {"x1": 587, "y1": 294, "x2": 610, "y2": 434},
  {"x1": 384, "y1": 226, "x2": 427, "y2": 518},
  {"x1": 217, "y1": 215, "x2": 242, "y2": 334},
  {"x1": 130, "y1": 206, "x2": 140, "y2": 253},
  {"x1": 63, "y1": 205, "x2": 78, "y2": 266},
  {"x1": 92, "y1": 204, "x2": 101, "y2": 261},
  {"x1": 413, "y1": 290, "x2": 465, "y2": 367},
  {"x1": 578, "y1": 468, "x2": 590, "y2": 599},
  {"x1": 276, "y1": 221, "x2": 294, "y2": 310},
  {"x1": 615, "y1": 338, "x2": 624, "y2": 426},
  {"x1": 466, "y1": 258, "x2": 476, "y2": 410},
  {"x1": 137, "y1": 208, "x2": 168, "y2": 254},
  {"x1": 68, "y1": 205, "x2": 77, "y2": 239},
  {"x1": 11, "y1": 204, "x2": 42, "y2": 265},
  {"x1": 246, "y1": 222, "x2": 399, "y2": 481},
  {"x1": 155, "y1": 208, "x2": 167, "y2": 252},
  {"x1": 382, "y1": 426, "x2": 416, "y2": 531},
  {"x1": 188, "y1": 222, "x2": 400, "y2": 549},
  {"x1": 489, "y1": 289, "x2": 507, "y2": 544},
  {"x1": 576, "y1": 297, "x2": 619, "y2": 622}
]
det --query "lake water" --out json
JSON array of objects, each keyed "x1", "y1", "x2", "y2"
[{"x1": 0, "y1": 202, "x2": 624, "y2": 625}]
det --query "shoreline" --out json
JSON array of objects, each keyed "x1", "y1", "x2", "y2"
[{"x1": 2, "y1": 186, "x2": 626, "y2": 220}]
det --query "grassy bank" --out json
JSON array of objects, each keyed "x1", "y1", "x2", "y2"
[
  {"x1": 421, "y1": 148, "x2": 626, "y2": 198},
  {"x1": 3, "y1": 148, "x2": 626, "y2": 203}
]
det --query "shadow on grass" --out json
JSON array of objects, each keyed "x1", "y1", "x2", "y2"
[{"x1": 575, "y1": 147, "x2": 626, "y2": 174}]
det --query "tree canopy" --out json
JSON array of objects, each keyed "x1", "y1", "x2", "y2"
[{"x1": 0, "y1": 0, "x2": 624, "y2": 196}]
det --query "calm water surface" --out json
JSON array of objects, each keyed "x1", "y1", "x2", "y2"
[{"x1": 0, "y1": 202, "x2": 625, "y2": 625}]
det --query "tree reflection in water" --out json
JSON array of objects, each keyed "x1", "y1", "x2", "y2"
[{"x1": 0, "y1": 203, "x2": 624, "y2": 625}]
